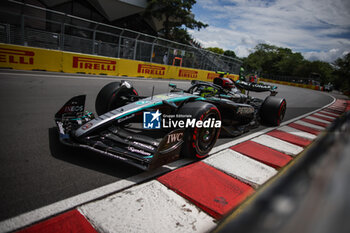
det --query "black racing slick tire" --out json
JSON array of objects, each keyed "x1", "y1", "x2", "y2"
[
  {"x1": 260, "y1": 96, "x2": 287, "y2": 126},
  {"x1": 95, "y1": 81, "x2": 138, "y2": 116},
  {"x1": 177, "y1": 101, "x2": 221, "y2": 159}
]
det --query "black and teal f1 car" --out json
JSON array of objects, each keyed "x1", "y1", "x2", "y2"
[{"x1": 55, "y1": 78, "x2": 286, "y2": 170}]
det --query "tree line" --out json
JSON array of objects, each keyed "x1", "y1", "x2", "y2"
[
  {"x1": 144, "y1": 0, "x2": 349, "y2": 93},
  {"x1": 208, "y1": 44, "x2": 350, "y2": 93},
  {"x1": 241, "y1": 44, "x2": 349, "y2": 93}
]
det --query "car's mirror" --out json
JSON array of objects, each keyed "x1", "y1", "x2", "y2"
[{"x1": 169, "y1": 83, "x2": 177, "y2": 89}]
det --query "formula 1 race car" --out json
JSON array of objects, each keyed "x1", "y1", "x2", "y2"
[{"x1": 55, "y1": 78, "x2": 286, "y2": 170}]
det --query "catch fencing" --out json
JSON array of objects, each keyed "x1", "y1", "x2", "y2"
[{"x1": 0, "y1": 0, "x2": 242, "y2": 74}]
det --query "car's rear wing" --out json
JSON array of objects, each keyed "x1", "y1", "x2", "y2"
[{"x1": 235, "y1": 80, "x2": 278, "y2": 95}]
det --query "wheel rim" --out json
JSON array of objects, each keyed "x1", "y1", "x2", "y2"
[
  {"x1": 195, "y1": 111, "x2": 220, "y2": 155},
  {"x1": 198, "y1": 128, "x2": 217, "y2": 151},
  {"x1": 278, "y1": 101, "x2": 287, "y2": 124}
]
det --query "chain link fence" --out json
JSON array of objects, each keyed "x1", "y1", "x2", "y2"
[{"x1": 0, "y1": 1, "x2": 242, "y2": 74}]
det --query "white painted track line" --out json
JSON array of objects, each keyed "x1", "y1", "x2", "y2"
[
  {"x1": 0, "y1": 159, "x2": 193, "y2": 233},
  {"x1": 251, "y1": 134, "x2": 304, "y2": 156},
  {"x1": 278, "y1": 126, "x2": 317, "y2": 140},
  {"x1": 79, "y1": 180, "x2": 216, "y2": 233},
  {"x1": 209, "y1": 128, "x2": 275, "y2": 155},
  {"x1": 319, "y1": 110, "x2": 340, "y2": 117},
  {"x1": 0, "y1": 71, "x2": 190, "y2": 84},
  {"x1": 204, "y1": 149, "x2": 277, "y2": 188},
  {"x1": 294, "y1": 120, "x2": 326, "y2": 130},
  {"x1": 313, "y1": 113, "x2": 336, "y2": 120},
  {"x1": 305, "y1": 116, "x2": 332, "y2": 124},
  {"x1": 0, "y1": 90, "x2": 337, "y2": 233}
]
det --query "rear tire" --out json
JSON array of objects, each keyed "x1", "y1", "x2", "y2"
[
  {"x1": 95, "y1": 82, "x2": 138, "y2": 116},
  {"x1": 260, "y1": 96, "x2": 286, "y2": 126},
  {"x1": 177, "y1": 101, "x2": 221, "y2": 159}
]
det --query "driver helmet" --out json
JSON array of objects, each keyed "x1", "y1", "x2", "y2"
[
  {"x1": 200, "y1": 86, "x2": 218, "y2": 97},
  {"x1": 221, "y1": 77, "x2": 235, "y2": 90},
  {"x1": 216, "y1": 71, "x2": 227, "y2": 78}
]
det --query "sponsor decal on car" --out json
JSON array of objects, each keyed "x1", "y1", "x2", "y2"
[
  {"x1": 0, "y1": 47, "x2": 34, "y2": 65},
  {"x1": 159, "y1": 129, "x2": 185, "y2": 154},
  {"x1": 136, "y1": 100, "x2": 151, "y2": 105},
  {"x1": 137, "y1": 64, "x2": 165, "y2": 75},
  {"x1": 64, "y1": 105, "x2": 84, "y2": 113},
  {"x1": 82, "y1": 122, "x2": 93, "y2": 130},
  {"x1": 127, "y1": 146, "x2": 152, "y2": 156},
  {"x1": 72, "y1": 56, "x2": 116, "y2": 71},
  {"x1": 117, "y1": 114, "x2": 134, "y2": 123},
  {"x1": 56, "y1": 122, "x2": 65, "y2": 134},
  {"x1": 155, "y1": 94, "x2": 172, "y2": 100},
  {"x1": 166, "y1": 132, "x2": 184, "y2": 144},
  {"x1": 133, "y1": 141, "x2": 155, "y2": 151},
  {"x1": 236, "y1": 106, "x2": 254, "y2": 115}
]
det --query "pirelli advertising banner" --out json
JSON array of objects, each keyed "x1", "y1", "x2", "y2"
[
  {"x1": 0, "y1": 43, "x2": 62, "y2": 72},
  {"x1": 117, "y1": 58, "x2": 225, "y2": 82},
  {"x1": 205, "y1": 72, "x2": 239, "y2": 82},
  {"x1": 62, "y1": 52, "x2": 117, "y2": 75},
  {"x1": 260, "y1": 78, "x2": 316, "y2": 90},
  {"x1": 0, "y1": 43, "x2": 240, "y2": 83}
]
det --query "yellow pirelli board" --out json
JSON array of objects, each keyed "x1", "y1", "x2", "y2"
[
  {"x1": 5, "y1": 43, "x2": 319, "y2": 90},
  {"x1": 260, "y1": 78, "x2": 317, "y2": 90},
  {"x1": 0, "y1": 43, "x2": 242, "y2": 82},
  {"x1": 62, "y1": 52, "x2": 118, "y2": 76},
  {"x1": 0, "y1": 43, "x2": 62, "y2": 72}
]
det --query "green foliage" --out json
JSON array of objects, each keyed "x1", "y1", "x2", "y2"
[
  {"x1": 206, "y1": 47, "x2": 224, "y2": 54},
  {"x1": 243, "y1": 44, "x2": 335, "y2": 84},
  {"x1": 170, "y1": 28, "x2": 192, "y2": 44},
  {"x1": 244, "y1": 44, "x2": 302, "y2": 75},
  {"x1": 145, "y1": 0, "x2": 207, "y2": 43},
  {"x1": 223, "y1": 50, "x2": 236, "y2": 58},
  {"x1": 205, "y1": 48, "x2": 236, "y2": 58},
  {"x1": 242, "y1": 43, "x2": 350, "y2": 92},
  {"x1": 333, "y1": 53, "x2": 350, "y2": 92}
]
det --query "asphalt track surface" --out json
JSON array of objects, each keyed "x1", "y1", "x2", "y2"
[{"x1": 0, "y1": 70, "x2": 334, "y2": 221}]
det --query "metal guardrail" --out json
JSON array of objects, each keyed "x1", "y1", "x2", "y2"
[{"x1": 0, "y1": 0, "x2": 242, "y2": 74}]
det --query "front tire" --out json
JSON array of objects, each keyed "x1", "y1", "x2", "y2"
[
  {"x1": 177, "y1": 101, "x2": 221, "y2": 159},
  {"x1": 95, "y1": 82, "x2": 138, "y2": 116}
]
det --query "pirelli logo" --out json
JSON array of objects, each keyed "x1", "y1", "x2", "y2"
[
  {"x1": 207, "y1": 73, "x2": 220, "y2": 80},
  {"x1": 179, "y1": 69, "x2": 198, "y2": 79},
  {"x1": 72, "y1": 56, "x2": 116, "y2": 71},
  {"x1": 0, "y1": 47, "x2": 34, "y2": 65},
  {"x1": 137, "y1": 64, "x2": 165, "y2": 75}
]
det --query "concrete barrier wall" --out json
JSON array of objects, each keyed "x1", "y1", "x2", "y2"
[
  {"x1": 3, "y1": 43, "x2": 319, "y2": 90},
  {"x1": 260, "y1": 77, "x2": 319, "y2": 90},
  {"x1": 0, "y1": 43, "x2": 62, "y2": 72},
  {"x1": 0, "y1": 43, "x2": 240, "y2": 82},
  {"x1": 62, "y1": 52, "x2": 118, "y2": 76}
]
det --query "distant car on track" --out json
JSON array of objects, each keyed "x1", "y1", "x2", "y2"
[{"x1": 324, "y1": 83, "x2": 333, "y2": 92}]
